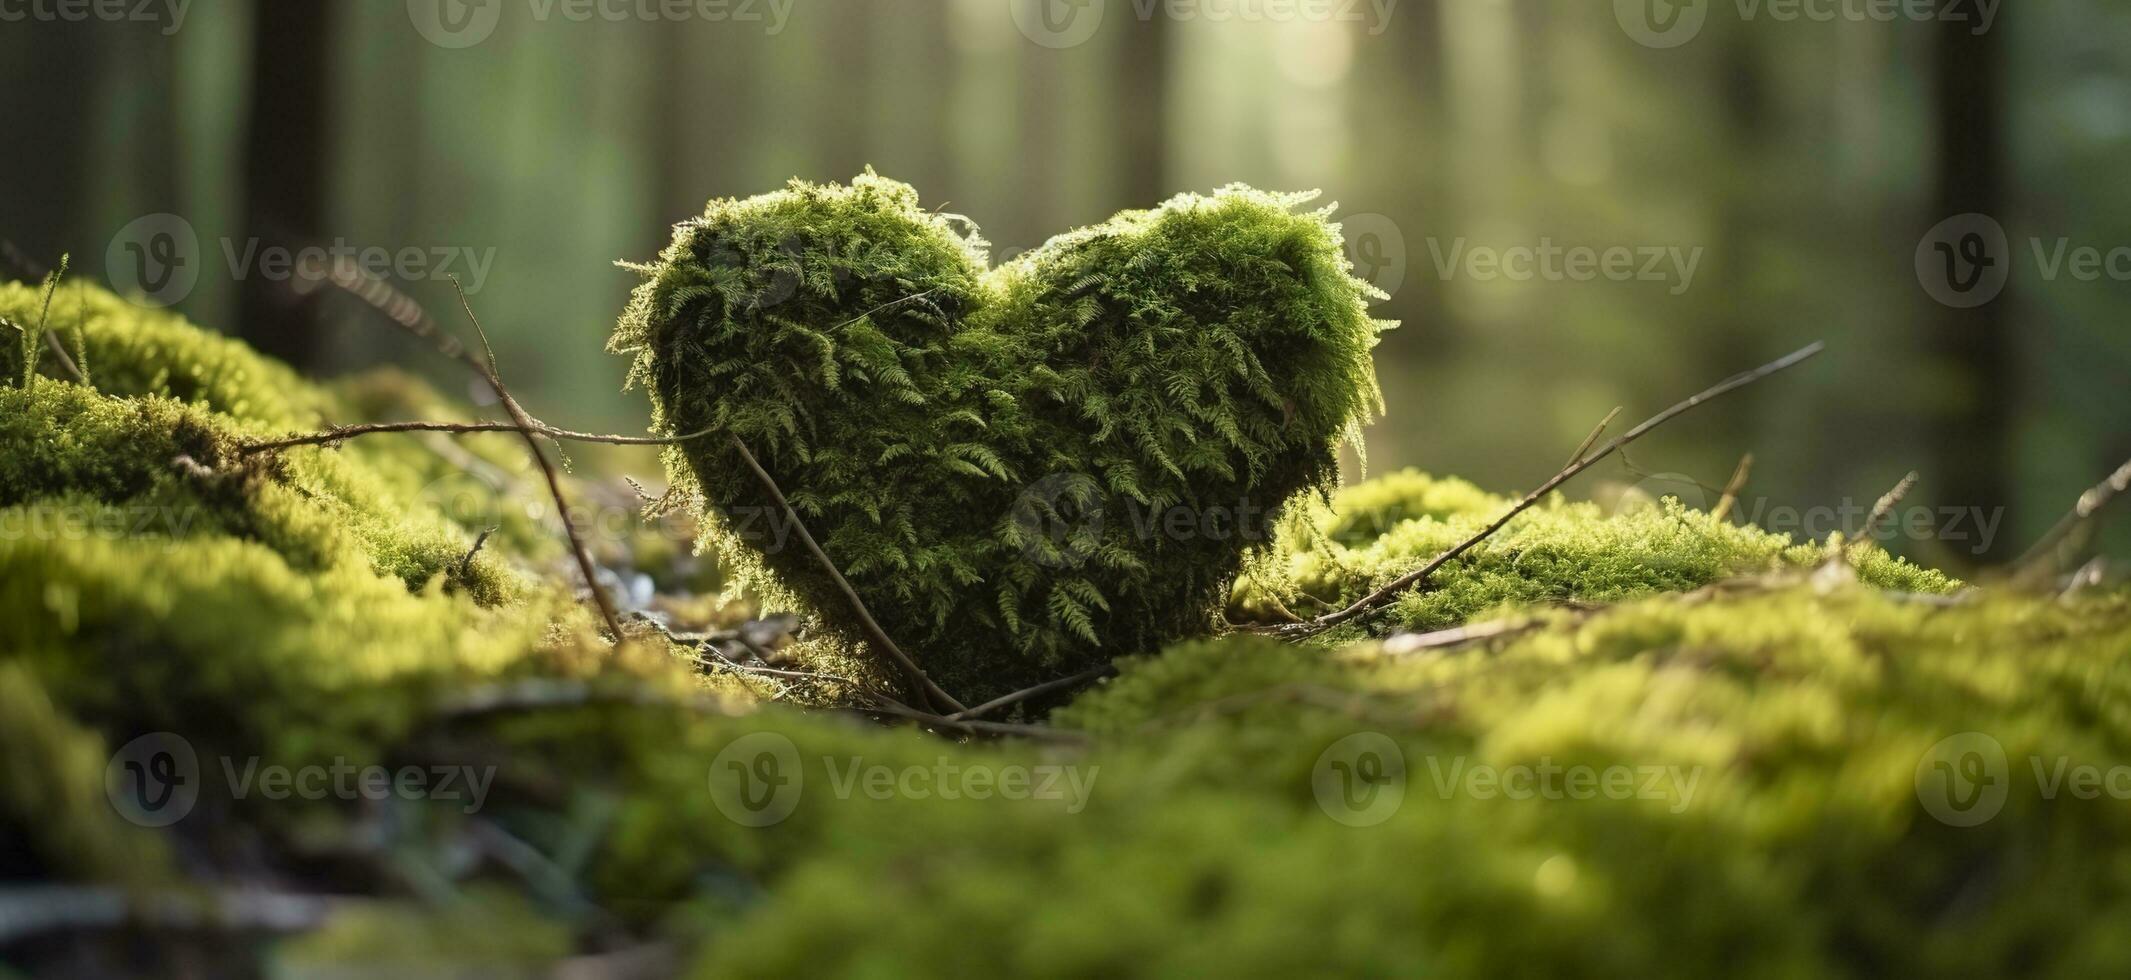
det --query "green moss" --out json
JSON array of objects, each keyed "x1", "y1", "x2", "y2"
[
  {"x1": 0, "y1": 663, "x2": 172, "y2": 884},
  {"x1": 1, "y1": 279, "x2": 334, "y2": 428},
  {"x1": 0, "y1": 380, "x2": 526, "y2": 603},
  {"x1": 12, "y1": 255, "x2": 2131, "y2": 978},
  {"x1": 697, "y1": 585, "x2": 2131, "y2": 977},
  {"x1": 268, "y1": 889, "x2": 575, "y2": 975},
  {"x1": 1, "y1": 279, "x2": 557, "y2": 558},
  {"x1": 613, "y1": 171, "x2": 1387, "y2": 700},
  {"x1": 1233, "y1": 468, "x2": 1957, "y2": 640}
]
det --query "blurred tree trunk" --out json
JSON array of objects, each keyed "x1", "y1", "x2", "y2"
[
  {"x1": 1928, "y1": 2, "x2": 2011, "y2": 558},
  {"x1": 237, "y1": 0, "x2": 334, "y2": 372},
  {"x1": 1115, "y1": 15, "x2": 1170, "y2": 206},
  {"x1": 824, "y1": 4, "x2": 878, "y2": 179},
  {"x1": 0, "y1": 28, "x2": 100, "y2": 274},
  {"x1": 1400, "y1": 0, "x2": 1447, "y2": 346},
  {"x1": 1710, "y1": 26, "x2": 1768, "y2": 452}
]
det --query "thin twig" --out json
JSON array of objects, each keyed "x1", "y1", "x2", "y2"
[
  {"x1": 856, "y1": 696, "x2": 1087, "y2": 742},
  {"x1": 434, "y1": 678, "x2": 737, "y2": 719},
  {"x1": 237, "y1": 418, "x2": 720, "y2": 455},
  {"x1": 42, "y1": 329, "x2": 85, "y2": 384},
  {"x1": 1564, "y1": 406, "x2": 1623, "y2": 469},
  {"x1": 947, "y1": 663, "x2": 1115, "y2": 722},
  {"x1": 2014, "y1": 455, "x2": 2131, "y2": 584},
  {"x1": 447, "y1": 279, "x2": 626, "y2": 640},
  {"x1": 1842, "y1": 471, "x2": 1919, "y2": 559},
  {"x1": 1380, "y1": 617, "x2": 1540, "y2": 655},
  {"x1": 0, "y1": 885, "x2": 352, "y2": 944},
  {"x1": 725, "y1": 434, "x2": 967, "y2": 714},
  {"x1": 291, "y1": 255, "x2": 625, "y2": 639},
  {"x1": 1711, "y1": 453, "x2": 1754, "y2": 522},
  {"x1": 1247, "y1": 342, "x2": 1826, "y2": 641},
  {"x1": 456, "y1": 526, "x2": 497, "y2": 579}
]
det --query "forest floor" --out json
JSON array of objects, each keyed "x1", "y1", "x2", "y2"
[{"x1": 5, "y1": 277, "x2": 2131, "y2": 977}]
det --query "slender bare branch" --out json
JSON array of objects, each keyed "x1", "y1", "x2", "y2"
[
  {"x1": 2014, "y1": 455, "x2": 2131, "y2": 582},
  {"x1": 237, "y1": 418, "x2": 719, "y2": 455},
  {"x1": 1564, "y1": 405, "x2": 1623, "y2": 469},
  {"x1": 948, "y1": 663, "x2": 1115, "y2": 722},
  {"x1": 1711, "y1": 453, "x2": 1754, "y2": 522},
  {"x1": 857, "y1": 695, "x2": 1088, "y2": 742},
  {"x1": 447, "y1": 279, "x2": 626, "y2": 640},
  {"x1": 1248, "y1": 342, "x2": 1826, "y2": 641},
  {"x1": 1842, "y1": 471, "x2": 1919, "y2": 560},
  {"x1": 42, "y1": 329, "x2": 85, "y2": 384},
  {"x1": 725, "y1": 433, "x2": 967, "y2": 714}
]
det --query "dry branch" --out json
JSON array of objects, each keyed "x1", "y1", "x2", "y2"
[
  {"x1": 238, "y1": 419, "x2": 720, "y2": 455},
  {"x1": 446, "y1": 279, "x2": 627, "y2": 639},
  {"x1": 1711, "y1": 453, "x2": 1754, "y2": 522},
  {"x1": 1247, "y1": 341, "x2": 1826, "y2": 641},
  {"x1": 725, "y1": 433, "x2": 967, "y2": 714},
  {"x1": 2013, "y1": 454, "x2": 2131, "y2": 586}
]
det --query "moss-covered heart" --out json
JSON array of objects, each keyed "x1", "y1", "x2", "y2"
[{"x1": 611, "y1": 171, "x2": 1386, "y2": 702}]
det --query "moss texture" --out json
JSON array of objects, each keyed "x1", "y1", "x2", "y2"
[
  {"x1": 8, "y1": 269, "x2": 2131, "y2": 977},
  {"x1": 701, "y1": 586, "x2": 2131, "y2": 977},
  {"x1": 1232, "y1": 468, "x2": 1958, "y2": 641},
  {"x1": 612, "y1": 172, "x2": 1386, "y2": 701}
]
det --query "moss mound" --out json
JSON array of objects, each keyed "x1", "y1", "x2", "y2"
[
  {"x1": 701, "y1": 586, "x2": 2131, "y2": 977},
  {"x1": 1233, "y1": 468, "x2": 1958, "y2": 640},
  {"x1": 10, "y1": 270, "x2": 2131, "y2": 977},
  {"x1": 612, "y1": 172, "x2": 1386, "y2": 701}
]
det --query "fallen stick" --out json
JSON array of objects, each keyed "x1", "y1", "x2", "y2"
[{"x1": 1248, "y1": 341, "x2": 1827, "y2": 641}]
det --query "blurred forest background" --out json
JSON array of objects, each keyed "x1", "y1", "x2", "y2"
[{"x1": 4, "y1": 0, "x2": 2128, "y2": 571}]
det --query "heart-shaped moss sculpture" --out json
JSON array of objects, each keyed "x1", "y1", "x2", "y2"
[{"x1": 611, "y1": 171, "x2": 1387, "y2": 702}]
